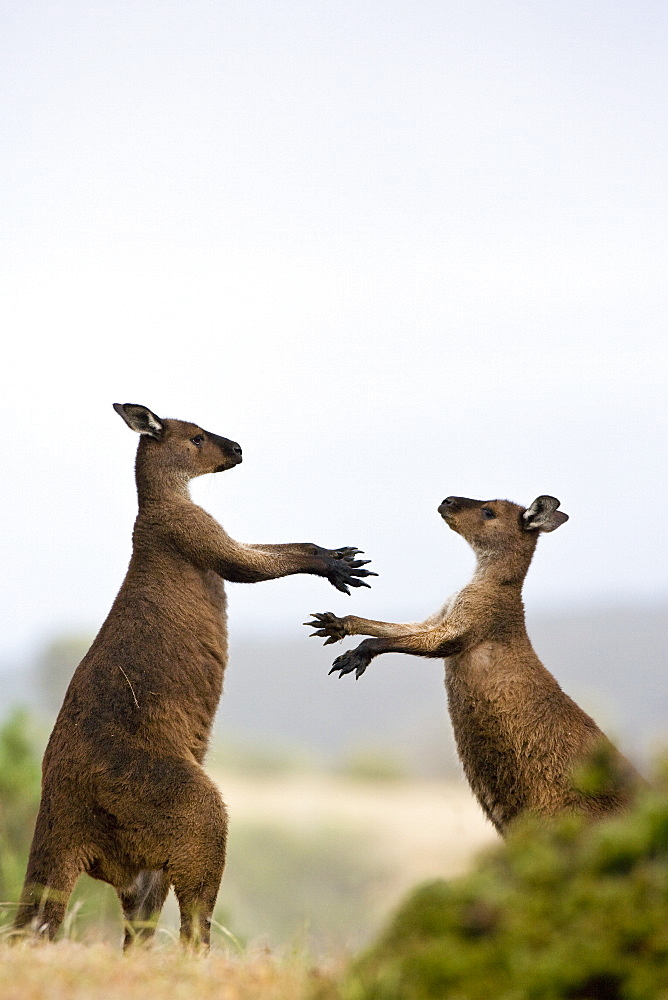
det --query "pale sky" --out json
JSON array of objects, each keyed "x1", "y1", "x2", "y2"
[{"x1": 1, "y1": 1, "x2": 666, "y2": 666}]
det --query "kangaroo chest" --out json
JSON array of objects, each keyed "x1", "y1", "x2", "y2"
[{"x1": 444, "y1": 642, "x2": 542, "y2": 829}]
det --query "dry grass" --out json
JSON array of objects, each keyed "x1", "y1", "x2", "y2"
[{"x1": 0, "y1": 940, "x2": 329, "y2": 1000}]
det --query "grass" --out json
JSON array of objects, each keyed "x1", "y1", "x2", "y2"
[{"x1": 0, "y1": 939, "x2": 335, "y2": 1000}]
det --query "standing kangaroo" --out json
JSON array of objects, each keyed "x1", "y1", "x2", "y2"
[
  {"x1": 14, "y1": 403, "x2": 374, "y2": 947},
  {"x1": 307, "y1": 495, "x2": 639, "y2": 833}
]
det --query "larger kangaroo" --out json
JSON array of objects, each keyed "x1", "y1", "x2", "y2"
[
  {"x1": 307, "y1": 495, "x2": 639, "y2": 833},
  {"x1": 14, "y1": 404, "x2": 374, "y2": 947}
]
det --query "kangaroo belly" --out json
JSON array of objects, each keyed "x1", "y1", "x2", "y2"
[
  {"x1": 444, "y1": 642, "x2": 624, "y2": 830},
  {"x1": 446, "y1": 643, "x2": 570, "y2": 828}
]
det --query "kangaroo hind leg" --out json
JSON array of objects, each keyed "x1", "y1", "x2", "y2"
[
  {"x1": 167, "y1": 773, "x2": 228, "y2": 950},
  {"x1": 13, "y1": 843, "x2": 84, "y2": 941},
  {"x1": 118, "y1": 869, "x2": 171, "y2": 949}
]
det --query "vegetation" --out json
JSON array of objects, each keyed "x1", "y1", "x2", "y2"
[
  {"x1": 328, "y1": 764, "x2": 668, "y2": 1000},
  {"x1": 0, "y1": 708, "x2": 42, "y2": 909},
  {"x1": 0, "y1": 942, "x2": 321, "y2": 1000}
]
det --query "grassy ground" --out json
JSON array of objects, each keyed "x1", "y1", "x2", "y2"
[{"x1": 0, "y1": 940, "x2": 331, "y2": 1000}]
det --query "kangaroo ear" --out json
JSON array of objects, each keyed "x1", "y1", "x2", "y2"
[
  {"x1": 113, "y1": 403, "x2": 165, "y2": 440},
  {"x1": 522, "y1": 495, "x2": 569, "y2": 533}
]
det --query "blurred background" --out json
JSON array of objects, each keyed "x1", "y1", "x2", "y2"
[{"x1": 1, "y1": 0, "x2": 666, "y2": 953}]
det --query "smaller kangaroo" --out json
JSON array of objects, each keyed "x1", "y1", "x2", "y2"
[
  {"x1": 14, "y1": 403, "x2": 375, "y2": 948},
  {"x1": 307, "y1": 495, "x2": 640, "y2": 833}
]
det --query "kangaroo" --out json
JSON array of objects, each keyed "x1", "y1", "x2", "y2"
[
  {"x1": 307, "y1": 495, "x2": 640, "y2": 834},
  {"x1": 14, "y1": 403, "x2": 374, "y2": 947}
]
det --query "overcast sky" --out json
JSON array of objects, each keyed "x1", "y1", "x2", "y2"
[{"x1": 1, "y1": 1, "x2": 666, "y2": 668}]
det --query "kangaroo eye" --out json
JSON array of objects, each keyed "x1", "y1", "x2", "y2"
[
  {"x1": 481, "y1": 507, "x2": 496, "y2": 520},
  {"x1": 191, "y1": 435, "x2": 204, "y2": 446}
]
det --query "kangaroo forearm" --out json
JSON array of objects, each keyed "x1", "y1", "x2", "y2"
[
  {"x1": 246, "y1": 541, "x2": 316, "y2": 555},
  {"x1": 161, "y1": 523, "x2": 321, "y2": 582},
  {"x1": 306, "y1": 609, "x2": 464, "y2": 651},
  {"x1": 340, "y1": 616, "x2": 464, "y2": 655},
  {"x1": 357, "y1": 633, "x2": 464, "y2": 657},
  {"x1": 166, "y1": 519, "x2": 373, "y2": 593},
  {"x1": 340, "y1": 616, "x2": 431, "y2": 639},
  {"x1": 217, "y1": 546, "x2": 322, "y2": 583},
  {"x1": 328, "y1": 632, "x2": 464, "y2": 680}
]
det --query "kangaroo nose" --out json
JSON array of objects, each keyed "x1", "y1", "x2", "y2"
[
  {"x1": 439, "y1": 496, "x2": 477, "y2": 512},
  {"x1": 232, "y1": 444, "x2": 242, "y2": 457},
  {"x1": 438, "y1": 496, "x2": 463, "y2": 517}
]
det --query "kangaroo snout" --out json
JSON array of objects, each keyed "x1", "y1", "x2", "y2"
[
  {"x1": 211, "y1": 434, "x2": 242, "y2": 471},
  {"x1": 438, "y1": 496, "x2": 476, "y2": 517}
]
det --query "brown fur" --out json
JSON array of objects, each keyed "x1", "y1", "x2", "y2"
[
  {"x1": 307, "y1": 494, "x2": 641, "y2": 834},
  {"x1": 14, "y1": 404, "x2": 374, "y2": 947}
]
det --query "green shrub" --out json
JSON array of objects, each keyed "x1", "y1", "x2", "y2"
[
  {"x1": 332, "y1": 768, "x2": 668, "y2": 1000},
  {"x1": 0, "y1": 708, "x2": 42, "y2": 914}
]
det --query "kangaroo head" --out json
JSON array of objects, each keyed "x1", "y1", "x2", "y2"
[
  {"x1": 438, "y1": 495, "x2": 568, "y2": 559},
  {"x1": 114, "y1": 403, "x2": 243, "y2": 481}
]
